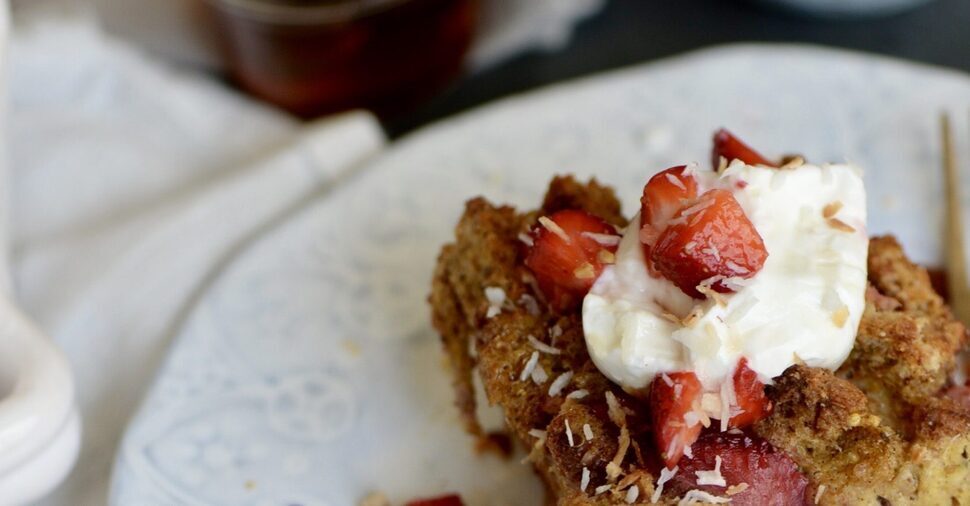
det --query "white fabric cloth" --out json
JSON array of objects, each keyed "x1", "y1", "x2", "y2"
[
  {"x1": 9, "y1": 19, "x2": 386, "y2": 506},
  {"x1": 7, "y1": 3, "x2": 603, "y2": 502}
]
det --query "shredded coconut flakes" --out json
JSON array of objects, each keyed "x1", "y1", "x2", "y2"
[
  {"x1": 565, "y1": 419, "x2": 576, "y2": 447},
  {"x1": 595, "y1": 484, "x2": 612, "y2": 495},
  {"x1": 520, "y1": 351, "x2": 540, "y2": 381},
  {"x1": 582, "y1": 231, "x2": 621, "y2": 246},
  {"x1": 567, "y1": 389, "x2": 589, "y2": 400},
  {"x1": 822, "y1": 201, "x2": 843, "y2": 218},
  {"x1": 677, "y1": 489, "x2": 731, "y2": 505},
  {"x1": 814, "y1": 485, "x2": 827, "y2": 504},
  {"x1": 548, "y1": 371, "x2": 574, "y2": 396},
  {"x1": 519, "y1": 294, "x2": 540, "y2": 315},
  {"x1": 695, "y1": 455, "x2": 726, "y2": 487},
  {"x1": 528, "y1": 335, "x2": 561, "y2": 355},
  {"x1": 651, "y1": 466, "x2": 678, "y2": 503},
  {"x1": 531, "y1": 363, "x2": 549, "y2": 384},
  {"x1": 583, "y1": 423, "x2": 594, "y2": 442},
  {"x1": 518, "y1": 232, "x2": 534, "y2": 246},
  {"x1": 484, "y1": 286, "x2": 506, "y2": 318},
  {"x1": 539, "y1": 216, "x2": 571, "y2": 243},
  {"x1": 625, "y1": 484, "x2": 640, "y2": 504},
  {"x1": 581, "y1": 467, "x2": 591, "y2": 492}
]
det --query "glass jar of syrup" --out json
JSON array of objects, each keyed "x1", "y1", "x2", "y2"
[{"x1": 202, "y1": 0, "x2": 478, "y2": 119}]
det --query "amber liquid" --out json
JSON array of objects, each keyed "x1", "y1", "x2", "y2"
[{"x1": 206, "y1": 0, "x2": 477, "y2": 119}]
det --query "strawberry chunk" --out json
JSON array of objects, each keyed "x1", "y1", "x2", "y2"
[
  {"x1": 668, "y1": 432, "x2": 808, "y2": 505},
  {"x1": 946, "y1": 384, "x2": 970, "y2": 412},
  {"x1": 405, "y1": 494, "x2": 464, "y2": 506},
  {"x1": 524, "y1": 209, "x2": 620, "y2": 311},
  {"x1": 639, "y1": 165, "x2": 698, "y2": 246},
  {"x1": 712, "y1": 129, "x2": 777, "y2": 169},
  {"x1": 650, "y1": 371, "x2": 703, "y2": 468},
  {"x1": 728, "y1": 359, "x2": 771, "y2": 428},
  {"x1": 651, "y1": 189, "x2": 768, "y2": 299}
]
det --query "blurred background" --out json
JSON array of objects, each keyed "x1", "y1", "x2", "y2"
[{"x1": 12, "y1": 0, "x2": 970, "y2": 136}]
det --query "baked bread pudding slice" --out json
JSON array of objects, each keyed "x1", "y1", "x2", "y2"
[{"x1": 430, "y1": 131, "x2": 970, "y2": 505}]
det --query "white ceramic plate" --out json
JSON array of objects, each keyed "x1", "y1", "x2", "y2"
[{"x1": 111, "y1": 44, "x2": 970, "y2": 505}]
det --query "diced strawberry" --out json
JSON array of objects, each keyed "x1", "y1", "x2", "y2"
[
  {"x1": 712, "y1": 129, "x2": 777, "y2": 169},
  {"x1": 405, "y1": 494, "x2": 465, "y2": 506},
  {"x1": 728, "y1": 359, "x2": 771, "y2": 429},
  {"x1": 651, "y1": 189, "x2": 768, "y2": 299},
  {"x1": 668, "y1": 432, "x2": 808, "y2": 506},
  {"x1": 650, "y1": 371, "x2": 703, "y2": 468},
  {"x1": 946, "y1": 385, "x2": 970, "y2": 412},
  {"x1": 524, "y1": 209, "x2": 620, "y2": 311},
  {"x1": 639, "y1": 165, "x2": 698, "y2": 246}
]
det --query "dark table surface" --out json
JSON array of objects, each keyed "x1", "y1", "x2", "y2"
[{"x1": 383, "y1": 0, "x2": 970, "y2": 138}]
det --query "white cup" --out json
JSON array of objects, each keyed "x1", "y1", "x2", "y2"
[{"x1": 0, "y1": 2, "x2": 80, "y2": 504}]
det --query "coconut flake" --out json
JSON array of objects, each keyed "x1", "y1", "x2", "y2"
[
  {"x1": 605, "y1": 391, "x2": 627, "y2": 426},
  {"x1": 684, "y1": 241, "x2": 698, "y2": 252},
  {"x1": 661, "y1": 373, "x2": 674, "y2": 387},
  {"x1": 527, "y1": 429, "x2": 547, "y2": 441},
  {"x1": 681, "y1": 198, "x2": 715, "y2": 217},
  {"x1": 726, "y1": 483, "x2": 749, "y2": 496},
  {"x1": 532, "y1": 363, "x2": 549, "y2": 384},
  {"x1": 581, "y1": 467, "x2": 591, "y2": 492},
  {"x1": 695, "y1": 455, "x2": 726, "y2": 487},
  {"x1": 683, "y1": 444, "x2": 693, "y2": 459},
  {"x1": 625, "y1": 485, "x2": 640, "y2": 504},
  {"x1": 583, "y1": 231, "x2": 622, "y2": 246},
  {"x1": 651, "y1": 466, "x2": 678, "y2": 503},
  {"x1": 548, "y1": 371, "x2": 574, "y2": 396},
  {"x1": 814, "y1": 485, "x2": 827, "y2": 504},
  {"x1": 677, "y1": 490, "x2": 731, "y2": 505},
  {"x1": 484, "y1": 287, "x2": 507, "y2": 318},
  {"x1": 518, "y1": 232, "x2": 534, "y2": 246},
  {"x1": 666, "y1": 172, "x2": 687, "y2": 190},
  {"x1": 565, "y1": 419, "x2": 576, "y2": 447},
  {"x1": 528, "y1": 335, "x2": 561, "y2": 355},
  {"x1": 539, "y1": 216, "x2": 571, "y2": 243},
  {"x1": 583, "y1": 423, "x2": 594, "y2": 442},
  {"x1": 827, "y1": 217, "x2": 855, "y2": 233},
  {"x1": 595, "y1": 484, "x2": 612, "y2": 495},
  {"x1": 723, "y1": 260, "x2": 748, "y2": 275},
  {"x1": 520, "y1": 351, "x2": 540, "y2": 381},
  {"x1": 567, "y1": 389, "x2": 589, "y2": 400},
  {"x1": 574, "y1": 262, "x2": 596, "y2": 279},
  {"x1": 519, "y1": 294, "x2": 541, "y2": 316},
  {"x1": 822, "y1": 201, "x2": 843, "y2": 219},
  {"x1": 550, "y1": 324, "x2": 563, "y2": 340}
]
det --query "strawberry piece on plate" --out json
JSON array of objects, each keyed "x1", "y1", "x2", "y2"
[
  {"x1": 651, "y1": 189, "x2": 768, "y2": 298},
  {"x1": 524, "y1": 209, "x2": 620, "y2": 311},
  {"x1": 639, "y1": 165, "x2": 698, "y2": 246},
  {"x1": 669, "y1": 432, "x2": 808, "y2": 505},
  {"x1": 728, "y1": 358, "x2": 771, "y2": 429},
  {"x1": 712, "y1": 128, "x2": 777, "y2": 169},
  {"x1": 405, "y1": 494, "x2": 464, "y2": 506},
  {"x1": 650, "y1": 371, "x2": 703, "y2": 468}
]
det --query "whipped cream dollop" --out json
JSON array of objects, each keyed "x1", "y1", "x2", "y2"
[{"x1": 583, "y1": 161, "x2": 868, "y2": 391}]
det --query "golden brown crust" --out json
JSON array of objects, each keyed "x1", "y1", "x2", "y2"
[{"x1": 430, "y1": 180, "x2": 970, "y2": 505}]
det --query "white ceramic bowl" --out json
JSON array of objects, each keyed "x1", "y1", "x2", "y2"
[
  {"x1": 0, "y1": 301, "x2": 79, "y2": 505},
  {"x1": 0, "y1": 2, "x2": 80, "y2": 503}
]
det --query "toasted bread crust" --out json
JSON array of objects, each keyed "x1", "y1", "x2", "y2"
[{"x1": 430, "y1": 179, "x2": 970, "y2": 504}]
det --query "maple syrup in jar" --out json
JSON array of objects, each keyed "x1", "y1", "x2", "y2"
[{"x1": 203, "y1": 0, "x2": 477, "y2": 118}]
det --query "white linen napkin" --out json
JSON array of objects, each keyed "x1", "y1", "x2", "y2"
[{"x1": 8, "y1": 19, "x2": 386, "y2": 506}]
